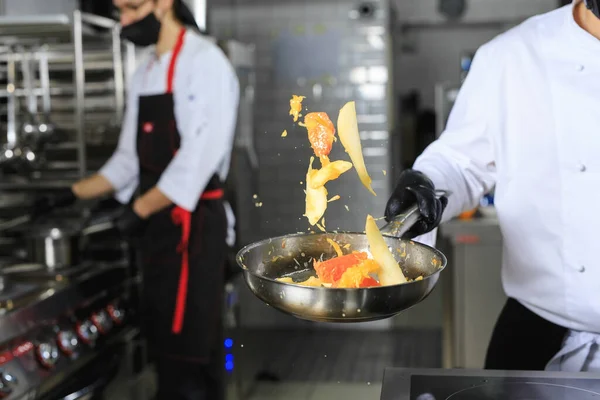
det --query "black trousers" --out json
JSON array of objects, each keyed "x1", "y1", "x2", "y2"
[{"x1": 485, "y1": 298, "x2": 568, "y2": 370}]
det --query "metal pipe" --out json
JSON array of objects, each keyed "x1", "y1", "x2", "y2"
[
  {"x1": 187, "y1": 0, "x2": 207, "y2": 32},
  {"x1": 72, "y1": 10, "x2": 87, "y2": 179},
  {"x1": 79, "y1": 12, "x2": 117, "y2": 29},
  {"x1": 111, "y1": 25, "x2": 124, "y2": 122},
  {"x1": 21, "y1": 52, "x2": 37, "y2": 115},
  {"x1": 38, "y1": 47, "x2": 52, "y2": 114},
  {"x1": 6, "y1": 53, "x2": 16, "y2": 147}
]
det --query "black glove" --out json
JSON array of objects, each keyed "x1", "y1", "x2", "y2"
[
  {"x1": 384, "y1": 169, "x2": 448, "y2": 239},
  {"x1": 114, "y1": 206, "x2": 146, "y2": 237},
  {"x1": 32, "y1": 188, "x2": 77, "y2": 218}
]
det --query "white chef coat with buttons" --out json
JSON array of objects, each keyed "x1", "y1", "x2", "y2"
[
  {"x1": 99, "y1": 31, "x2": 240, "y2": 246},
  {"x1": 411, "y1": 2, "x2": 600, "y2": 371}
]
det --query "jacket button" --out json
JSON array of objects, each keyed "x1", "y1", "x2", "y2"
[
  {"x1": 579, "y1": 164, "x2": 586, "y2": 172},
  {"x1": 577, "y1": 65, "x2": 585, "y2": 71},
  {"x1": 579, "y1": 265, "x2": 586, "y2": 273}
]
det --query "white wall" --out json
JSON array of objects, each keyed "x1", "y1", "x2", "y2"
[{"x1": 393, "y1": 0, "x2": 561, "y2": 109}]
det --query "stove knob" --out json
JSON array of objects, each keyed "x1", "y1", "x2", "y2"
[
  {"x1": 107, "y1": 304, "x2": 125, "y2": 324},
  {"x1": 36, "y1": 343, "x2": 59, "y2": 368},
  {"x1": 91, "y1": 310, "x2": 113, "y2": 334},
  {"x1": 0, "y1": 371, "x2": 16, "y2": 398},
  {"x1": 76, "y1": 320, "x2": 99, "y2": 344},
  {"x1": 57, "y1": 330, "x2": 79, "y2": 356}
]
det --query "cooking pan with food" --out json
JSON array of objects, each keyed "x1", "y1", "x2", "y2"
[{"x1": 236, "y1": 190, "x2": 449, "y2": 323}]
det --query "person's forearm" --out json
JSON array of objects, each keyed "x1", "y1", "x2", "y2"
[
  {"x1": 72, "y1": 174, "x2": 115, "y2": 200},
  {"x1": 133, "y1": 187, "x2": 173, "y2": 219}
]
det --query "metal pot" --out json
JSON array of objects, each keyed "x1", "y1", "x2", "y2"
[
  {"x1": 26, "y1": 221, "x2": 116, "y2": 270},
  {"x1": 27, "y1": 226, "x2": 81, "y2": 271}
]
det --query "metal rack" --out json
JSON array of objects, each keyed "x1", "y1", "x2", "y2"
[{"x1": 0, "y1": 11, "x2": 135, "y2": 188}]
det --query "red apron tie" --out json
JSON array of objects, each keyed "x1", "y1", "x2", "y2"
[
  {"x1": 170, "y1": 190, "x2": 225, "y2": 334},
  {"x1": 171, "y1": 206, "x2": 191, "y2": 334}
]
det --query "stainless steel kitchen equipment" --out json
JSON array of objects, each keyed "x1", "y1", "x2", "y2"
[
  {"x1": 0, "y1": 262, "x2": 135, "y2": 400},
  {"x1": 0, "y1": 203, "x2": 137, "y2": 400},
  {"x1": 438, "y1": 218, "x2": 506, "y2": 369},
  {"x1": 27, "y1": 225, "x2": 81, "y2": 271},
  {"x1": 24, "y1": 219, "x2": 117, "y2": 271},
  {"x1": 0, "y1": 12, "x2": 135, "y2": 186},
  {"x1": 236, "y1": 193, "x2": 448, "y2": 323},
  {"x1": 380, "y1": 368, "x2": 600, "y2": 400}
]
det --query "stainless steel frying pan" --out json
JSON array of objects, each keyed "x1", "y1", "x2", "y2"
[{"x1": 236, "y1": 191, "x2": 449, "y2": 323}]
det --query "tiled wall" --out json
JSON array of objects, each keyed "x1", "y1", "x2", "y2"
[
  {"x1": 211, "y1": 0, "x2": 393, "y2": 247},
  {"x1": 211, "y1": 0, "x2": 395, "y2": 329}
]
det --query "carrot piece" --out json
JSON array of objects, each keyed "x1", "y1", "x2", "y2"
[
  {"x1": 313, "y1": 252, "x2": 368, "y2": 283},
  {"x1": 304, "y1": 112, "x2": 335, "y2": 158}
]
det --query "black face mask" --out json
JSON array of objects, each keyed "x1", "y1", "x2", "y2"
[
  {"x1": 585, "y1": 0, "x2": 600, "y2": 19},
  {"x1": 120, "y1": 12, "x2": 161, "y2": 47}
]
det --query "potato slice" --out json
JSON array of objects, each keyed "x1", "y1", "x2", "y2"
[
  {"x1": 309, "y1": 160, "x2": 353, "y2": 189},
  {"x1": 305, "y1": 157, "x2": 328, "y2": 226},
  {"x1": 337, "y1": 101, "x2": 376, "y2": 196},
  {"x1": 365, "y1": 215, "x2": 407, "y2": 285}
]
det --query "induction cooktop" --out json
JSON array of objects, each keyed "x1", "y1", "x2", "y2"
[{"x1": 380, "y1": 368, "x2": 600, "y2": 400}]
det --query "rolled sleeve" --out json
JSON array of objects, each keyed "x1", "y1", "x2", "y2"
[
  {"x1": 99, "y1": 88, "x2": 140, "y2": 203},
  {"x1": 158, "y1": 48, "x2": 240, "y2": 211}
]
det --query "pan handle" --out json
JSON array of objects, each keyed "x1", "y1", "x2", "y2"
[{"x1": 379, "y1": 190, "x2": 451, "y2": 238}]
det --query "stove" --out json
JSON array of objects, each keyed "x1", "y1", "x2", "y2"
[
  {"x1": 0, "y1": 262, "x2": 136, "y2": 399},
  {"x1": 381, "y1": 368, "x2": 600, "y2": 400}
]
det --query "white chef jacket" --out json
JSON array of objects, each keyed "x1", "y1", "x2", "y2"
[
  {"x1": 412, "y1": 1, "x2": 600, "y2": 371},
  {"x1": 100, "y1": 30, "x2": 239, "y2": 246}
]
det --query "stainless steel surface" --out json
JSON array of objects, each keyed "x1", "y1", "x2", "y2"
[
  {"x1": 72, "y1": 10, "x2": 86, "y2": 179},
  {"x1": 6, "y1": 52, "x2": 17, "y2": 148},
  {"x1": 111, "y1": 25, "x2": 125, "y2": 123},
  {"x1": 0, "y1": 215, "x2": 31, "y2": 232},
  {"x1": 381, "y1": 367, "x2": 600, "y2": 400},
  {"x1": 28, "y1": 226, "x2": 80, "y2": 270},
  {"x1": 38, "y1": 47, "x2": 58, "y2": 141},
  {"x1": 0, "y1": 263, "x2": 133, "y2": 399},
  {"x1": 80, "y1": 221, "x2": 115, "y2": 236},
  {"x1": 237, "y1": 232, "x2": 445, "y2": 323},
  {"x1": 237, "y1": 194, "x2": 448, "y2": 323},
  {"x1": 438, "y1": 217, "x2": 505, "y2": 369},
  {"x1": 185, "y1": 0, "x2": 208, "y2": 32},
  {"x1": 0, "y1": 11, "x2": 133, "y2": 186}
]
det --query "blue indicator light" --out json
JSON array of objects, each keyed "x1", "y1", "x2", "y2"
[
  {"x1": 225, "y1": 361, "x2": 234, "y2": 371},
  {"x1": 224, "y1": 338, "x2": 233, "y2": 348},
  {"x1": 225, "y1": 354, "x2": 234, "y2": 362}
]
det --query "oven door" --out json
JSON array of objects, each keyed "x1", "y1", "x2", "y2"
[{"x1": 38, "y1": 342, "x2": 125, "y2": 400}]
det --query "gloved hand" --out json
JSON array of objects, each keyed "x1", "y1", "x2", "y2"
[
  {"x1": 384, "y1": 169, "x2": 448, "y2": 239},
  {"x1": 114, "y1": 205, "x2": 146, "y2": 237},
  {"x1": 32, "y1": 188, "x2": 77, "y2": 218}
]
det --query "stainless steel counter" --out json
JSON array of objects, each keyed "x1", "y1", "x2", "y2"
[
  {"x1": 381, "y1": 368, "x2": 600, "y2": 400},
  {"x1": 438, "y1": 216, "x2": 506, "y2": 369}
]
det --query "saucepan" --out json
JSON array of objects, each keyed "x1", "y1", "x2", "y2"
[{"x1": 236, "y1": 190, "x2": 449, "y2": 323}]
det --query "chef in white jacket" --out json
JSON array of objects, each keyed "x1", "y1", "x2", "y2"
[
  {"x1": 66, "y1": 0, "x2": 239, "y2": 399},
  {"x1": 385, "y1": 0, "x2": 600, "y2": 373}
]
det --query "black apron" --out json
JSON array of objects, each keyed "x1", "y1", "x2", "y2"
[{"x1": 136, "y1": 28, "x2": 227, "y2": 364}]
